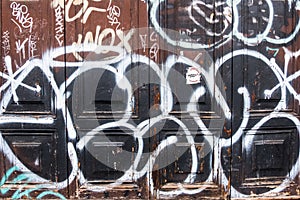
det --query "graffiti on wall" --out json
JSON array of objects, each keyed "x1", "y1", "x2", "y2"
[{"x1": 0, "y1": 0, "x2": 300, "y2": 199}]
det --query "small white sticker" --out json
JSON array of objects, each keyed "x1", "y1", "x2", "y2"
[{"x1": 186, "y1": 67, "x2": 201, "y2": 84}]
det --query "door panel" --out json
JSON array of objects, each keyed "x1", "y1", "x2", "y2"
[
  {"x1": 156, "y1": 132, "x2": 214, "y2": 183},
  {"x1": 81, "y1": 133, "x2": 137, "y2": 181},
  {"x1": 3, "y1": 67, "x2": 53, "y2": 114},
  {"x1": 242, "y1": 129, "x2": 297, "y2": 182},
  {"x1": 2, "y1": 131, "x2": 55, "y2": 180}
]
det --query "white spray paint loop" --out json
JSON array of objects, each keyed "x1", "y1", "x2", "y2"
[
  {"x1": 215, "y1": 49, "x2": 286, "y2": 110},
  {"x1": 47, "y1": 44, "x2": 126, "y2": 67},
  {"x1": 149, "y1": 0, "x2": 232, "y2": 49},
  {"x1": 232, "y1": 0, "x2": 274, "y2": 45},
  {"x1": 265, "y1": 48, "x2": 300, "y2": 105},
  {"x1": 231, "y1": 112, "x2": 300, "y2": 198},
  {"x1": 188, "y1": 1, "x2": 231, "y2": 37},
  {"x1": 221, "y1": 87, "x2": 250, "y2": 147},
  {"x1": 133, "y1": 115, "x2": 198, "y2": 182}
]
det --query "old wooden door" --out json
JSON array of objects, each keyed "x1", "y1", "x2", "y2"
[{"x1": 1, "y1": 0, "x2": 300, "y2": 199}]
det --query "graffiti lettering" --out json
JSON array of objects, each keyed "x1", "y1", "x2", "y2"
[
  {"x1": 149, "y1": 43, "x2": 159, "y2": 61},
  {"x1": 55, "y1": 6, "x2": 64, "y2": 46},
  {"x1": 52, "y1": 0, "x2": 122, "y2": 26},
  {"x1": 2, "y1": 31, "x2": 10, "y2": 72},
  {"x1": 3, "y1": 40, "x2": 299, "y2": 198},
  {"x1": 2, "y1": 31, "x2": 10, "y2": 56},
  {"x1": 15, "y1": 38, "x2": 28, "y2": 59},
  {"x1": 1, "y1": 0, "x2": 300, "y2": 199},
  {"x1": 188, "y1": 1, "x2": 231, "y2": 36},
  {"x1": 15, "y1": 34, "x2": 38, "y2": 61},
  {"x1": 139, "y1": 34, "x2": 147, "y2": 52},
  {"x1": 139, "y1": 31, "x2": 160, "y2": 61},
  {"x1": 149, "y1": 32, "x2": 159, "y2": 61},
  {"x1": 10, "y1": 2, "x2": 33, "y2": 32},
  {"x1": 29, "y1": 34, "x2": 38, "y2": 57},
  {"x1": 73, "y1": 27, "x2": 134, "y2": 60},
  {"x1": 266, "y1": 46, "x2": 280, "y2": 57},
  {"x1": 107, "y1": 0, "x2": 121, "y2": 30},
  {"x1": 53, "y1": 0, "x2": 107, "y2": 24}
]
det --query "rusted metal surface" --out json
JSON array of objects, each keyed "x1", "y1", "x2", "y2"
[{"x1": 1, "y1": 0, "x2": 300, "y2": 199}]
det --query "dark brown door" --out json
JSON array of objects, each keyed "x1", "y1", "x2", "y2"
[{"x1": 1, "y1": 0, "x2": 300, "y2": 199}]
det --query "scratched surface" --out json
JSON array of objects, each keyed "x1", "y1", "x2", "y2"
[{"x1": 0, "y1": 0, "x2": 300, "y2": 199}]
